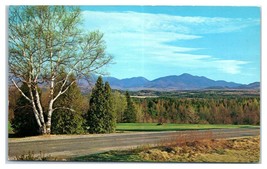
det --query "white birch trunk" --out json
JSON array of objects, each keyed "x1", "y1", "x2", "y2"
[
  {"x1": 46, "y1": 99, "x2": 54, "y2": 134},
  {"x1": 46, "y1": 75, "x2": 55, "y2": 134},
  {"x1": 28, "y1": 84, "x2": 46, "y2": 134}
]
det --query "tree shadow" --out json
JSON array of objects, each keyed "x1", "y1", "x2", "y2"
[{"x1": 8, "y1": 133, "x2": 24, "y2": 138}]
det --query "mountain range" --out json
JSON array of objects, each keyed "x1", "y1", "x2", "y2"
[{"x1": 78, "y1": 73, "x2": 260, "y2": 91}]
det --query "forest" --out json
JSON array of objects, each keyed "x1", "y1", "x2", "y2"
[
  {"x1": 130, "y1": 96, "x2": 260, "y2": 125},
  {"x1": 113, "y1": 89, "x2": 260, "y2": 125}
]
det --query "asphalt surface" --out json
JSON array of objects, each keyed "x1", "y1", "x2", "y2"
[{"x1": 8, "y1": 128, "x2": 260, "y2": 160}]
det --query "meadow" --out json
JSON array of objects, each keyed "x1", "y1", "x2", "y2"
[{"x1": 116, "y1": 123, "x2": 259, "y2": 132}]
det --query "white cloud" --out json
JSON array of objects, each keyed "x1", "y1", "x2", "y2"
[
  {"x1": 211, "y1": 60, "x2": 248, "y2": 74},
  {"x1": 81, "y1": 10, "x2": 258, "y2": 76},
  {"x1": 82, "y1": 11, "x2": 259, "y2": 34}
]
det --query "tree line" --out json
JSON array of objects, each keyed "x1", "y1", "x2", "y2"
[
  {"x1": 9, "y1": 75, "x2": 260, "y2": 136},
  {"x1": 130, "y1": 97, "x2": 260, "y2": 125}
]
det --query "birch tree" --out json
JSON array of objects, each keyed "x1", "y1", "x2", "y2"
[{"x1": 8, "y1": 6, "x2": 112, "y2": 134}]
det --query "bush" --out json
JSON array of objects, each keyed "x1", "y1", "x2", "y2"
[{"x1": 51, "y1": 110, "x2": 85, "y2": 134}]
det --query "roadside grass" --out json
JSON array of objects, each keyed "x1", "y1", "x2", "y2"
[
  {"x1": 73, "y1": 150, "x2": 143, "y2": 162},
  {"x1": 72, "y1": 136, "x2": 260, "y2": 163},
  {"x1": 116, "y1": 123, "x2": 259, "y2": 132},
  {"x1": 11, "y1": 151, "x2": 57, "y2": 161}
]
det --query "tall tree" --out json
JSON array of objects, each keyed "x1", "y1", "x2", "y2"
[
  {"x1": 8, "y1": 6, "x2": 112, "y2": 134},
  {"x1": 87, "y1": 76, "x2": 105, "y2": 133},
  {"x1": 86, "y1": 77, "x2": 116, "y2": 133},
  {"x1": 123, "y1": 91, "x2": 136, "y2": 123},
  {"x1": 103, "y1": 82, "x2": 116, "y2": 133}
]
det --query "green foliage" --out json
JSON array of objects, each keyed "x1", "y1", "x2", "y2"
[
  {"x1": 86, "y1": 76, "x2": 116, "y2": 133},
  {"x1": 123, "y1": 91, "x2": 137, "y2": 123},
  {"x1": 51, "y1": 73, "x2": 85, "y2": 134},
  {"x1": 8, "y1": 121, "x2": 14, "y2": 134},
  {"x1": 52, "y1": 110, "x2": 85, "y2": 134},
  {"x1": 132, "y1": 97, "x2": 260, "y2": 125},
  {"x1": 11, "y1": 83, "x2": 40, "y2": 136},
  {"x1": 87, "y1": 76, "x2": 105, "y2": 133},
  {"x1": 103, "y1": 82, "x2": 116, "y2": 133},
  {"x1": 111, "y1": 91, "x2": 127, "y2": 123}
]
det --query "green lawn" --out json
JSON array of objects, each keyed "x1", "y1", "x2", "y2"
[{"x1": 116, "y1": 123, "x2": 259, "y2": 132}]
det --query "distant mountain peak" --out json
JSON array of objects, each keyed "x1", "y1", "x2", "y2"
[{"x1": 180, "y1": 73, "x2": 192, "y2": 77}]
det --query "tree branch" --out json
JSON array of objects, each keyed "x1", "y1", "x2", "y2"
[
  {"x1": 53, "y1": 106, "x2": 76, "y2": 112},
  {"x1": 53, "y1": 79, "x2": 76, "y2": 102},
  {"x1": 11, "y1": 79, "x2": 32, "y2": 103}
]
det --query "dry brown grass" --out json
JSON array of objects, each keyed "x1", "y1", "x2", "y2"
[
  {"x1": 10, "y1": 151, "x2": 57, "y2": 161},
  {"x1": 139, "y1": 136, "x2": 260, "y2": 163}
]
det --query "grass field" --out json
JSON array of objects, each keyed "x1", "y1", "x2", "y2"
[
  {"x1": 116, "y1": 123, "x2": 259, "y2": 132},
  {"x1": 8, "y1": 122, "x2": 259, "y2": 134}
]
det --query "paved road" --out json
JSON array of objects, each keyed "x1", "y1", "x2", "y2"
[{"x1": 8, "y1": 128, "x2": 260, "y2": 160}]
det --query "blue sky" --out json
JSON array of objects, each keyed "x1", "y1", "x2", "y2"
[{"x1": 81, "y1": 6, "x2": 260, "y2": 84}]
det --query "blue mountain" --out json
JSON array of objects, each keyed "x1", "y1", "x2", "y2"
[{"x1": 78, "y1": 73, "x2": 259, "y2": 91}]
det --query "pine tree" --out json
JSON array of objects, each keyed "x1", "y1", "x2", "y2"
[
  {"x1": 86, "y1": 76, "x2": 117, "y2": 133},
  {"x1": 87, "y1": 76, "x2": 106, "y2": 133},
  {"x1": 123, "y1": 91, "x2": 136, "y2": 123},
  {"x1": 103, "y1": 82, "x2": 116, "y2": 133},
  {"x1": 51, "y1": 73, "x2": 85, "y2": 134}
]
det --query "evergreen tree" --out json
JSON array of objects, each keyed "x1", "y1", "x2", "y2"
[
  {"x1": 11, "y1": 83, "x2": 40, "y2": 136},
  {"x1": 123, "y1": 91, "x2": 136, "y2": 123},
  {"x1": 103, "y1": 82, "x2": 116, "y2": 133},
  {"x1": 86, "y1": 76, "x2": 117, "y2": 133},
  {"x1": 87, "y1": 76, "x2": 106, "y2": 133},
  {"x1": 51, "y1": 73, "x2": 85, "y2": 134}
]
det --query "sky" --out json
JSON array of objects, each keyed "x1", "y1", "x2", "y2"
[{"x1": 80, "y1": 6, "x2": 260, "y2": 84}]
